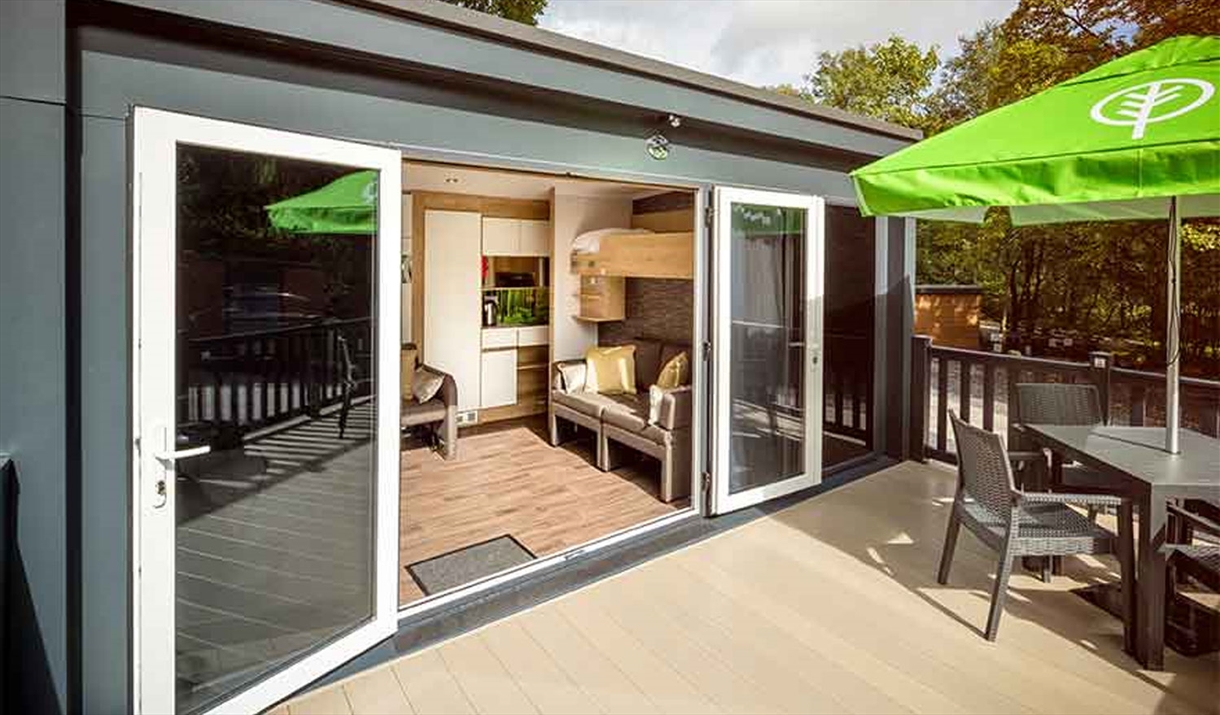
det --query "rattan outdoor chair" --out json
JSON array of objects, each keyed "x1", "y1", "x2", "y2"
[
  {"x1": 938, "y1": 412, "x2": 1135, "y2": 641},
  {"x1": 1014, "y1": 383, "x2": 1129, "y2": 519}
]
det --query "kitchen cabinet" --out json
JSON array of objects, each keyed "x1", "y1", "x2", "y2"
[
  {"x1": 480, "y1": 349, "x2": 518, "y2": 409},
  {"x1": 519, "y1": 220, "x2": 550, "y2": 256},
  {"x1": 482, "y1": 217, "x2": 550, "y2": 257},
  {"x1": 424, "y1": 210, "x2": 482, "y2": 411}
]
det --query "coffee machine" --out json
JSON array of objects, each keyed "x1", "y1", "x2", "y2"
[{"x1": 482, "y1": 293, "x2": 499, "y2": 327}]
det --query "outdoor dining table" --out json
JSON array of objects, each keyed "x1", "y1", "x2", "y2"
[{"x1": 1020, "y1": 424, "x2": 1220, "y2": 670}]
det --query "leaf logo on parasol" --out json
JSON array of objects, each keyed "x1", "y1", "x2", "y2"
[{"x1": 1090, "y1": 78, "x2": 1214, "y2": 140}]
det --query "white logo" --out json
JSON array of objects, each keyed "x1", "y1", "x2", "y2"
[
  {"x1": 1091, "y1": 78, "x2": 1214, "y2": 140},
  {"x1": 361, "y1": 179, "x2": 378, "y2": 205}
]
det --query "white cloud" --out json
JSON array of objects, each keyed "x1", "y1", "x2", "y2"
[{"x1": 540, "y1": 0, "x2": 1018, "y2": 88}]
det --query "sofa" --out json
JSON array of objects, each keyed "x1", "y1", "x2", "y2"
[
  {"x1": 549, "y1": 338, "x2": 692, "y2": 502},
  {"x1": 401, "y1": 344, "x2": 459, "y2": 460}
]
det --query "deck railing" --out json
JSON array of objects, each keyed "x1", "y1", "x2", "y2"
[
  {"x1": 180, "y1": 317, "x2": 372, "y2": 435},
  {"x1": 824, "y1": 332, "x2": 872, "y2": 445},
  {"x1": 910, "y1": 334, "x2": 1220, "y2": 463}
]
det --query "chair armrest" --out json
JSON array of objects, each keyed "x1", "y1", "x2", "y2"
[
  {"x1": 1020, "y1": 491, "x2": 1124, "y2": 508},
  {"x1": 420, "y1": 363, "x2": 458, "y2": 408},
  {"x1": 1007, "y1": 450, "x2": 1045, "y2": 465},
  {"x1": 658, "y1": 386, "x2": 692, "y2": 430}
]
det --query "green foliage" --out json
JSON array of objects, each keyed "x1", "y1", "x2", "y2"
[
  {"x1": 781, "y1": 0, "x2": 1220, "y2": 375},
  {"x1": 442, "y1": 0, "x2": 547, "y2": 25},
  {"x1": 804, "y1": 36, "x2": 939, "y2": 131}
]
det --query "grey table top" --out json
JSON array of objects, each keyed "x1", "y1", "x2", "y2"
[{"x1": 1023, "y1": 425, "x2": 1220, "y2": 491}]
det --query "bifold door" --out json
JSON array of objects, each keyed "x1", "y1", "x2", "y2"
[
  {"x1": 710, "y1": 187, "x2": 824, "y2": 513},
  {"x1": 132, "y1": 108, "x2": 401, "y2": 714}
]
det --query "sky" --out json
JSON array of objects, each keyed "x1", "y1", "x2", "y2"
[{"x1": 539, "y1": 0, "x2": 1019, "y2": 88}]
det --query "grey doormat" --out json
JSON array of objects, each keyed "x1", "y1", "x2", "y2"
[{"x1": 407, "y1": 535, "x2": 536, "y2": 596}]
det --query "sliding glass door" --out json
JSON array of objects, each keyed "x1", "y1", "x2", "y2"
[
  {"x1": 710, "y1": 187, "x2": 824, "y2": 513},
  {"x1": 132, "y1": 108, "x2": 401, "y2": 714}
]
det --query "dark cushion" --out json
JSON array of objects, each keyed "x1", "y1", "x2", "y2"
[
  {"x1": 401, "y1": 398, "x2": 446, "y2": 426},
  {"x1": 630, "y1": 338, "x2": 664, "y2": 389}
]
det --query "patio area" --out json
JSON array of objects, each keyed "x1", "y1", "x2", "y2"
[{"x1": 275, "y1": 460, "x2": 1218, "y2": 715}]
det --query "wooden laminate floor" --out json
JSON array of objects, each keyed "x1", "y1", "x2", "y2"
[
  {"x1": 399, "y1": 417, "x2": 689, "y2": 604},
  {"x1": 283, "y1": 459, "x2": 1218, "y2": 715}
]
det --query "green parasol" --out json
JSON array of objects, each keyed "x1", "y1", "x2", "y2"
[
  {"x1": 851, "y1": 35, "x2": 1220, "y2": 453},
  {"x1": 265, "y1": 169, "x2": 379, "y2": 234}
]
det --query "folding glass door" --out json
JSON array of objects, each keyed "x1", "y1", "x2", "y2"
[
  {"x1": 710, "y1": 187, "x2": 824, "y2": 513},
  {"x1": 132, "y1": 108, "x2": 401, "y2": 714}
]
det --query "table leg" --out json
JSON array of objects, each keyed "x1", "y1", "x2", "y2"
[
  {"x1": 1137, "y1": 489, "x2": 1167, "y2": 670},
  {"x1": 1050, "y1": 452, "x2": 1065, "y2": 577}
]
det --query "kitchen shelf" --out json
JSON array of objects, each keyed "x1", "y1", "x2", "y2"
[{"x1": 517, "y1": 362, "x2": 548, "y2": 371}]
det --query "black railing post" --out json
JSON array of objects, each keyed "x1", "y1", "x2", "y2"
[
  {"x1": 1089, "y1": 351, "x2": 1113, "y2": 423},
  {"x1": 910, "y1": 335, "x2": 932, "y2": 462}
]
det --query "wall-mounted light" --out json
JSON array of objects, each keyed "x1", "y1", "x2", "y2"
[{"x1": 646, "y1": 133, "x2": 670, "y2": 160}]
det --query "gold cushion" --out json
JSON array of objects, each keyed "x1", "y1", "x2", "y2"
[
  {"x1": 655, "y1": 351, "x2": 689, "y2": 389},
  {"x1": 584, "y1": 345, "x2": 637, "y2": 395}
]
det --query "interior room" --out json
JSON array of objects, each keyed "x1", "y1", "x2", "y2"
[{"x1": 397, "y1": 161, "x2": 699, "y2": 605}]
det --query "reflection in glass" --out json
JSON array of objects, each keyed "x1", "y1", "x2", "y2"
[
  {"x1": 728, "y1": 203, "x2": 807, "y2": 493},
  {"x1": 823, "y1": 206, "x2": 876, "y2": 467},
  {"x1": 173, "y1": 146, "x2": 377, "y2": 713}
]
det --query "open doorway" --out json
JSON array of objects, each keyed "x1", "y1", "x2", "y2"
[{"x1": 397, "y1": 161, "x2": 698, "y2": 605}]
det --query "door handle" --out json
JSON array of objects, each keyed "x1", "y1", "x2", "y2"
[{"x1": 154, "y1": 444, "x2": 212, "y2": 462}]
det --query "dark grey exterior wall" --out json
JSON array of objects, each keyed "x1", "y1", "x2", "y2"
[
  {"x1": 0, "y1": 2, "x2": 71, "y2": 714},
  {"x1": 883, "y1": 217, "x2": 917, "y2": 459},
  {"x1": 0, "y1": 2, "x2": 915, "y2": 711}
]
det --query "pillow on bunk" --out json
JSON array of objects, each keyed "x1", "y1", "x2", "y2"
[
  {"x1": 584, "y1": 345, "x2": 637, "y2": 395},
  {"x1": 655, "y1": 351, "x2": 689, "y2": 389},
  {"x1": 412, "y1": 367, "x2": 444, "y2": 404}
]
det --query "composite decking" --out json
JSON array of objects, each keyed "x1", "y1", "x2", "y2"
[{"x1": 278, "y1": 459, "x2": 1218, "y2": 715}]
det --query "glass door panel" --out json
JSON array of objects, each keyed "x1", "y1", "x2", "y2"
[
  {"x1": 712, "y1": 188, "x2": 823, "y2": 514},
  {"x1": 133, "y1": 109, "x2": 401, "y2": 715}
]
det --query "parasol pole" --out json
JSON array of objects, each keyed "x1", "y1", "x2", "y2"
[{"x1": 1165, "y1": 196, "x2": 1181, "y2": 454}]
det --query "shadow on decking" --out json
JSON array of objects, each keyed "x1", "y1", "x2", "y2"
[{"x1": 768, "y1": 461, "x2": 1215, "y2": 715}]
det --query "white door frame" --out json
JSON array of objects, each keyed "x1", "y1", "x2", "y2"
[
  {"x1": 131, "y1": 107, "x2": 401, "y2": 715},
  {"x1": 710, "y1": 187, "x2": 824, "y2": 514}
]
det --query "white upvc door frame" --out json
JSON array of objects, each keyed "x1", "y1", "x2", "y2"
[
  {"x1": 710, "y1": 186, "x2": 824, "y2": 514},
  {"x1": 131, "y1": 107, "x2": 401, "y2": 715}
]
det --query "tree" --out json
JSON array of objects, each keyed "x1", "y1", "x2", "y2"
[
  {"x1": 788, "y1": 0, "x2": 1219, "y2": 375},
  {"x1": 442, "y1": 0, "x2": 547, "y2": 25},
  {"x1": 802, "y1": 36, "x2": 939, "y2": 131}
]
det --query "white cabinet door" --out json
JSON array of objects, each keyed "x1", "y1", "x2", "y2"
[
  {"x1": 519, "y1": 220, "x2": 551, "y2": 256},
  {"x1": 425, "y1": 210, "x2": 482, "y2": 411},
  {"x1": 480, "y1": 349, "x2": 518, "y2": 408},
  {"x1": 482, "y1": 217, "x2": 519, "y2": 256}
]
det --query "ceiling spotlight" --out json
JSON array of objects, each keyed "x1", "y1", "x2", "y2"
[{"x1": 667, "y1": 114, "x2": 682, "y2": 128}]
